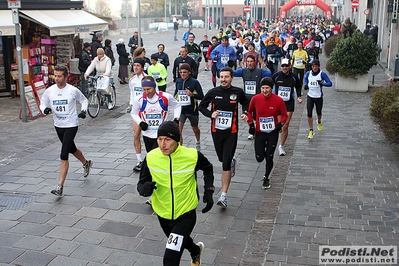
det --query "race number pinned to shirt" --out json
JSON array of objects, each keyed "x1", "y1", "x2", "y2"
[
  {"x1": 277, "y1": 86, "x2": 291, "y2": 101},
  {"x1": 203, "y1": 47, "x2": 208, "y2": 52},
  {"x1": 315, "y1": 41, "x2": 320, "y2": 48},
  {"x1": 134, "y1": 87, "x2": 143, "y2": 98},
  {"x1": 152, "y1": 72, "x2": 161, "y2": 79},
  {"x1": 244, "y1": 81, "x2": 256, "y2": 95},
  {"x1": 145, "y1": 113, "x2": 162, "y2": 130},
  {"x1": 215, "y1": 110, "x2": 233, "y2": 130},
  {"x1": 177, "y1": 90, "x2": 191, "y2": 106},
  {"x1": 309, "y1": 55, "x2": 314, "y2": 63},
  {"x1": 259, "y1": 116, "x2": 275, "y2": 133},
  {"x1": 221, "y1": 54, "x2": 229, "y2": 64},
  {"x1": 166, "y1": 233, "x2": 184, "y2": 252},
  {"x1": 295, "y1": 57, "x2": 303, "y2": 67},
  {"x1": 267, "y1": 54, "x2": 275, "y2": 63},
  {"x1": 52, "y1": 99, "x2": 68, "y2": 118}
]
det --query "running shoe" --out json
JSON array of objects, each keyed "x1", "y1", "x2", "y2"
[
  {"x1": 216, "y1": 195, "x2": 227, "y2": 208},
  {"x1": 317, "y1": 122, "x2": 323, "y2": 131},
  {"x1": 262, "y1": 176, "x2": 271, "y2": 189},
  {"x1": 133, "y1": 161, "x2": 143, "y2": 172},
  {"x1": 308, "y1": 130, "x2": 314, "y2": 139},
  {"x1": 190, "y1": 242, "x2": 204, "y2": 266},
  {"x1": 83, "y1": 160, "x2": 93, "y2": 177},
  {"x1": 231, "y1": 156, "x2": 236, "y2": 177},
  {"x1": 51, "y1": 184, "x2": 63, "y2": 196},
  {"x1": 196, "y1": 142, "x2": 201, "y2": 152},
  {"x1": 278, "y1": 146, "x2": 286, "y2": 156},
  {"x1": 108, "y1": 102, "x2": 113, "y2": 110},
  {"x1": 247, "y1": 134, "x2": 254, "y2": 140}
]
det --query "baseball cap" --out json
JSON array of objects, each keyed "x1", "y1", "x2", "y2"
[{"x1": 281, "y1": 58, "x2": 290, "y2": 66}]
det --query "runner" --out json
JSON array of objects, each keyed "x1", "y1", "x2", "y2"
[
  {"x1": 303, "y1": 59, "x2": 333, "y2": 139},
  {"x1": 247, "y1": 77, "x2": 287, "y2": 189},
  {"x1": 272, "y1": 58, "x2": 302, "y2": 155},
  {"x1": 199, "y1": 67, "x2": 249, "y2": 208}
]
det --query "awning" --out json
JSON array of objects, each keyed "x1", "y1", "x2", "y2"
[
  {"x1": 0, "y1": 10, "x2": 16, "y2": 36},
  {"x1": 20, "y1": 10, "x2": 108, "y2": 36}
]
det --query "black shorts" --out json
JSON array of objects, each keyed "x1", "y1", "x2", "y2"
[
  {"x1": 211, "y1": 132, "x2": 237, "y2": 171},
  {"x1": 55, "y1": 126, "x2": 78, "y2": 160},
  {"x1": 284, "y1": 99, "x2": 295, "y2": 112},
  {"x1": 202, "y1": 52, "x2": 208, "y2": 62},
  {"x1": 179, "y1": 113, "x2": 199, "y2": 127}
]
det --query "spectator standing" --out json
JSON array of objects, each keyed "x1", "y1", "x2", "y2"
[
  {"x1": 173, "y1": 18, "x2": 179, "y2": 41},
  {"x1": 188, "y1": 14, "x2": 193, "y2": 28},
  {"x1": 91, "y1": 32, "x2": 103, "y2": 58},
  {"x1": 116, "y1": 38, "x2": 129, "y2": 84},
  {"x1": 104, "y1": 39, "x2": 115, "y2": 68},
  {"x1": 78, "y1": 42, "x2": 91, "y2": 97},
  {"x1": 128, "y1": 31, "x2": 143, "y2": 56}
]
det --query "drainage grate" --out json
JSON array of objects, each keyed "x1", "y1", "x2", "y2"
[{"x1": 0, "y1": 192, "x2": 39, "y2": 210}]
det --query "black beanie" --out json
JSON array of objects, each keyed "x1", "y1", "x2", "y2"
[
  {"x1": 260, "y1": 77, "x2": 274, "y2": 87},
  {"x1": 133, "y1": 58, "x2": 145, "y2": 68},
  {"x1": 157, "y1": 121, "x2": 180, "y2": 143}
]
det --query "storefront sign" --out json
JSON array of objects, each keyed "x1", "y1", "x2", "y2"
[{"x1": 75, "y1": 27, "x2": 90, "y2": 33}]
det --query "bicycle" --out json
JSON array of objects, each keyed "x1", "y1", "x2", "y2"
[{"x1": 86, "y1": 76, "x2": 116, "y2": 118}]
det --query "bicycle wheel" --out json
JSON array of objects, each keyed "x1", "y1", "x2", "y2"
[
  {"x1": 109, "y1": 85, "x2": 116, "y2": 109},
  {"x1": 87, "y1": 91, "x2": 100, "y2": 118}
]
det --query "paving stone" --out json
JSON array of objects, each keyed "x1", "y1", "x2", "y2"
[
  {"x1": 45, "y1": 226, "x2": 82, "y2": 241},
  {"x1": 8, "y1": 222, "x2": 55, "y2": 236},
  {"x1": 44, "y1": 239, "x2": 80, "y2": 256},
  {"x1": 98, "y1": 220, "x2": 143, "y2": 237},
  {"x1": 74, "y1": 230, "x2": 108, "y2": 245},
  {"x1": 47, "y1": 256, "x2": 89, "y2": 266},
  {"x1": 105, "y1": 250, "x2": 140, "y2": 266},
  {"x1": 70, "y1": 244, "x2": 113, "y2": 263},
  {"x1": 13, "y1": 235, "x2": 54, "y2": 251},
  {"x1": 0, "y1": 247, "x2": 24, "y2": 264},
  {"x1": 12, "y1": 250, "x2": 56, "y2": 266}
]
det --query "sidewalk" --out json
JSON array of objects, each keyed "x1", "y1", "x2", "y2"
[{"x1": 0, "y1": 29, "x2": 398, "y2": 266}]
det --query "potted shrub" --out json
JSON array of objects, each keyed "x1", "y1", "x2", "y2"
[{"x1": 329, "y1": 30, "x2": 381, "y2": 92}]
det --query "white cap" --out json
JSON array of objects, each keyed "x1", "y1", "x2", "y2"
[{"x1": 281, "y1": 58, "x2": 290, "y2": 66}]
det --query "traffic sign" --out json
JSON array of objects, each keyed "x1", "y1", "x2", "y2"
[
  {"x1": 8, "y1": 0, "x2": 21, "y2": 9},
  {"x1": 351, "y1": 0, "x2": 359, "y2": 9},
  {"x1": 244, "y1": 5, "x2": 250, "y2": 13}
]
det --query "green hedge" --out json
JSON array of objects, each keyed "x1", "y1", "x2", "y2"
[{"x1": 370, "y1": 83, "x2": 399, "y2": 144}]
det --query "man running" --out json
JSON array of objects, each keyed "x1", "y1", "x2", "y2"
[
  {"x1": 272, "y1": 58, "x2": 302, "y2": 155},
  {"x1": 247, "y1": 77, "x2": 287, "y2": 189},
  {"x1": 199, "y1": 67, "x2": 249, "y2": 208},
  {"x1": 303, "y1": 59, "x2": 332, "y2": 139}
]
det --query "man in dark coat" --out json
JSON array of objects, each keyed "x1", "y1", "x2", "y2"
[
  {"x1": 91, "y1": 32, "x2": 103, "y2": 58},
  {"x1": 78, "y1": 42, "x2": 92, "y2": 97},
  {"x1": 128, "y1": 31, "x2": 144, "y2": 56}
]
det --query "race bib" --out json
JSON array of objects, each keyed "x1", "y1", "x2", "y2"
[
  {"x1": 244, "y1": 81, "x2": 256, "y2": 95},
  {"x1": 259, "y1": 116, "x2": 275, "y2": 133},
  {"x1": 203, "y1": 47, "x2": 208, "y2": 52},
  {"x1": 177, "y1": 90, "x2": 191, "y2": 106},
  {"x1": 267, "y1": 54, "x2": 275, "y2": 63},
  {"x1": 315, "y1": 41, "x2": 320, "y2": 47},
  {"x1": 166, "y1": 233, "x2": 183, "y2": 252},
  {"x1": 145, "y1": 113, "x2": 163, "y2": 130},
  {"x1": 134, "y1": 86, "x2": 143, "y2": 97},
  {"x1": 215, "y1": 111, "x2": 233, "y2": 130},
  {"x1": 52, "y1": 99, "x2": 68, "y2": 118},
  {"x1": 221, "y1": 54, "x2": 229, "y2": 64},
  {"x1": 152, "y1": 72, "x2": 161, "y2": 79},
  {"x1": 277, "y1": 86, "x2": 291, "y2": 101},
  {"x1": 309, "y1": 55, "x2": 314, "y2": 63},
  {"x1": 295, "y1": 57, "x2": 303, "y2": 67}
]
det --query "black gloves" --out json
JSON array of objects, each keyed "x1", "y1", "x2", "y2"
[
  {"x1": 202, "y1": 187, "x2": 214, "y2": 213},
  {"x1": 317, "y1": 80, "x2": 323, "y2": 86},
  {"x1": 140, "y1": 182, "x2": 157, "y2": 197},
  {"x1": 275, "y1": 122, "x2": 284, "y2": 132},
  {"x1": 140, "y1": 121, "x2": 148, "y2": 131},
  {"x1": 43, "y1": 107, "x2": 52, "y2": 115},
  {"x1": 155, "y1": 77, "x2": 162, "y2": 83},
  {"x1": 78, "y1": 110, "x2": 86, "y2": 119},
  {"x1": 302, "y1": 60, "x2": 307, "y2": 65},
  {"x1": 173, "y1": 118, "x2": 179, "y2": 125},
  {"x1": 198, "y1": 57, "x2": 202, "y2": 62},
  {"x1": 304, "y1": 84, "x2": 309, "y2": 90},
  {"x1": 248, "y1": 123, "x2": 255, "y2": 135}
]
